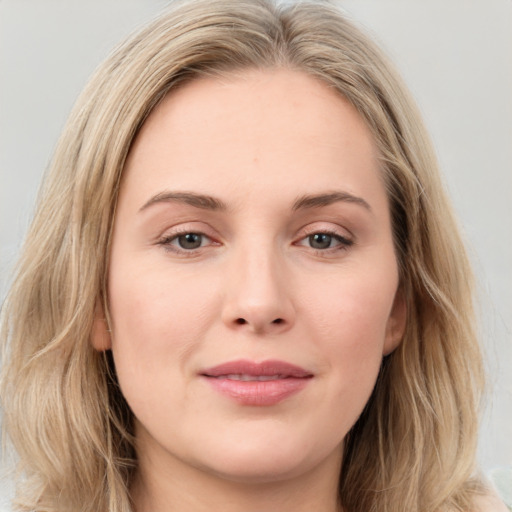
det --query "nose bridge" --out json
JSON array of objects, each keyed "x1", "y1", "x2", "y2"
[{"x1": 222, "y1": 236, "x2": 294, "y2": 333}]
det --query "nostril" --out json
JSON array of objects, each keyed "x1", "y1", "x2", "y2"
[{"x1": 232, "y1": 317, "x2": 286, "y2": 328}]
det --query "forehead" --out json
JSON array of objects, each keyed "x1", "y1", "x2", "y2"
[{"x1": 121, "y1": 68, "x2": 385, "y2": 214}]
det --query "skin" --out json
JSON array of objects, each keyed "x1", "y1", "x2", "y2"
[{"x1": 93, "y1": 68, "x2": 407, "y2": 512}]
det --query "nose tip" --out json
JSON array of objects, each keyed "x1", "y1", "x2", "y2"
[{"x1": 221, "y1": 254, "x2": 295, "y2": 335}]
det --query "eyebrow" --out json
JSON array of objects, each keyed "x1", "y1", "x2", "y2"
[
  {"x1": 139, "y1": 189, "x2": 371, "y2": 214},
  {"x1": 292, "y1": 191, "x2": 372, "y2": 212},
  {"x1": 139, "y1": 191, "x2": 227, "y2": 212}
]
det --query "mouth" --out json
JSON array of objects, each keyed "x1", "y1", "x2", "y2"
[
  {"x1": 210, "y1": 374, "x2": 290, "y2": 381},
  {"x1": 200, "y1": 359, "x2": 313, "y2": 406}
]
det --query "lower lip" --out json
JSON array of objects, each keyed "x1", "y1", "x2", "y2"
[{"x1": 203, "y1": 377, "x2": 310, "y2": 406}]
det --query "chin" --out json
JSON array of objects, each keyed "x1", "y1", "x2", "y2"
[
  {"x1": 192, "y1": 433, "x2": 342, "y2": 485},
  {"x1": 203, "y1": 456, "x2": 314, "y2": 485}
]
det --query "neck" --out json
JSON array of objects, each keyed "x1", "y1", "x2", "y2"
[{"x1": 131, "y1": 444, "x2": 343, "y2": 512}]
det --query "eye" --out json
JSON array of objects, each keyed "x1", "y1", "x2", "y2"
[
  {"x1": 158, "y1": 231, "x2": 214, "y2": 252},
  {"x1": 296, "y1": 231, "x2": 353, "y2": 251},
  {"x1": 308, "y1": 233, "x2": 336, "y2": 249},
  {"x1": 175, "y1": 232, "x2": 205, "y2": 250}
]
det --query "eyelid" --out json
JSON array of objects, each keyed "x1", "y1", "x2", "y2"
[
  {"x1": 293, "y1": 223, "x2": 355, "y2": 253},
  {"x1": 155, "y1": 220, "x2": 218, "y2": 241},
  {"x1": 155, "y1": 223, "x2": 221, "y2": 255},
  {"x1": 298, "y1": 222, "x2": 354, "y2": 241}
]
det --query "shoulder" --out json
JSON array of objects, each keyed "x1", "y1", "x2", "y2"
[{"x1": 472, "y1": 492, "x2": 509, "y2": 512}]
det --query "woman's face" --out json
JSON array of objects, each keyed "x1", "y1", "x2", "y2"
[{"x1": 96, "y1": 69, "x2": 406, "y2": 484}]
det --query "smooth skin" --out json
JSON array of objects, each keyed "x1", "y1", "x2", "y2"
[{"x1": 93, "y1": 68, "x2": 409, "y2": 512}]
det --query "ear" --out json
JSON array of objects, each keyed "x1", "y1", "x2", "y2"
[
  {"x1": 91, "y1": 300, "x2": 112, "y2": 351},
  {"x1": 383, "y1": 287, "x2": 407, "y2": 356}
]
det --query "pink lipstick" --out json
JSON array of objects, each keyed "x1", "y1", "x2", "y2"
[{"x1": 200, "y1": 359, "x2": 313, "y2": 406}]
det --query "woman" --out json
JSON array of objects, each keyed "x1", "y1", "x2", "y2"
[{"x1": 0, "y1": 1, "x2": 505, "y2": 511}]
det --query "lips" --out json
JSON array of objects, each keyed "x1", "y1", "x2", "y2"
[{"x1": 200, "y1": 359, "x2": 313, "y2": 406}]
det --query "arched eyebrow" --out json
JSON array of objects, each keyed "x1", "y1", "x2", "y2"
[
  {"x1": 139, "y1": 190, "x2": 371, "y2": 214},
  {"x1": 139, "y1": 191, "x2": 227, "y2": 212},
  {"x1": 292, "y1": 191, "x2": 372, "y2": 213}
]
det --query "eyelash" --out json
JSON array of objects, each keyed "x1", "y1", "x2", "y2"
[
  {"x1": 157, "y1": 229, "x2": 216, "y2": 256},
  {"x1": 156, "y1": 228, "x2": 354, "y2": 256},
  {"x1": 295, "y1": 228, "x2": 354, "y2": 255}
]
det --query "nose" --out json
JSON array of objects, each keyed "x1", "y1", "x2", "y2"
[{"x1": 221, "y1": 244, "x2": 295, "y2": 335}]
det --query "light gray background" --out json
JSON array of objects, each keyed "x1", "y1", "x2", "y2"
[{"x1": 1, "y1": 0, "x2": 511, "y2": 508}]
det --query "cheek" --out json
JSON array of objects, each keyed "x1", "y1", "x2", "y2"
[
  {"x1": 109, "y1": 256, "x2": 218, "y2": 337},
  {"x1": 299, "y1": 266, "x2": 397, "y2": 400},
  {"x1": 302, "y1": 268, "x2": 396, "y2": 351},
  {"x1": 107, "y1": 263, "x2": 220, "y2": 396}
]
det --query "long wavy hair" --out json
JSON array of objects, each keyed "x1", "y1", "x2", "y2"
[{"x1": 1, "y1": 1, "x2": 485, "y2": 511}]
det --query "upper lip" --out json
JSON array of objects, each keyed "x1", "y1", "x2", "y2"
[{"x1": 201, "y1": 359, "x2": 313, "y2": 378}]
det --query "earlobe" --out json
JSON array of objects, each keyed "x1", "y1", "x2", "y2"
[
  {"x1": 383, "y1": 287, "x2": 407, "y2": 356},
  {"x1": 91, "y1": 300, "x2": 112, "y2": 351}
]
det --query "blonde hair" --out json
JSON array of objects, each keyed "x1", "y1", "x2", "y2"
[{"x1": 1, "y1": 1, "x2": 485, "y2": 511}]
